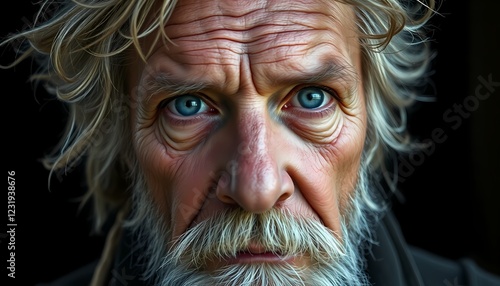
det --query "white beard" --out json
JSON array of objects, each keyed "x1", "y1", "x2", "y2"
[{"x1": 125, "y1": 162, "x2": 380, "y2": 286}]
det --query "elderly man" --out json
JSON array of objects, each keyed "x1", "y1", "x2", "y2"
[{"x1": 2, "y1": 0, "x2": 499, "y2": 285}]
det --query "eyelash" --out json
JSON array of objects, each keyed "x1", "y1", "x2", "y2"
[{"x1": 159, "y1": 94, "x2": 217, "y2": 113}]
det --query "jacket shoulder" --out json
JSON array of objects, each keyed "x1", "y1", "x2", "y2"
[
  {"x1": 35, "y1": 260, "x2": 98, "y2": 286},
  {"x1": 410, "y1": 246, "x2": 500, "y2": 286}
]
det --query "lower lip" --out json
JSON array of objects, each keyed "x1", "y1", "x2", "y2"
[{"x1": 226, "y1": 252, "x2": 294, "y2": 264}]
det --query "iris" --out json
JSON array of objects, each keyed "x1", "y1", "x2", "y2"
[{"x1": 296, "y1": 87, "x2": 326, "y2": 109}]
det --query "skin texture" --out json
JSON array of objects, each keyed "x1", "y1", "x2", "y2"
[{"x1": 128, "y1": 0, "x2": 366, "y2": 269}]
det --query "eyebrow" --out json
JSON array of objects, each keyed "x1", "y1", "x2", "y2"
[
  {"x1": 143, "y1": 59, "x2": 359, "y2": 99},
  {"x1": 283, "y1": 60, "x2": 359, "y2": 87},
  {"x1": 144, "y1": 73, "x2": 211, "y2": 98}
]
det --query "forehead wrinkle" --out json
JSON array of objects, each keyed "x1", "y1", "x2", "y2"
[
  {"x1": 164, "y1": 0, "x2": 343, "y2": 42},
  {"x1": 167, "y1": 0, "x2": 337, "y2": 27},
  {"x1": 169, "y1": 25, "x2": 341, "y2": 66},
  {"x1": 172, "y1": 34, "x2": 312, "y2": 64},
  {"x1": 161, "y1": 0, "x2": 356, "y2": 66},
  {"x1": 162, "y1": 1, "x2": 356, "y2": 59},
  {"x1": 166, "y1": 11, "x2": 335, "y2": 36}
]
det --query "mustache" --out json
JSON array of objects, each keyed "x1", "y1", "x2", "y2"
[{"x1": 164, "y1": 208, "x2": 346, "y2": 269}]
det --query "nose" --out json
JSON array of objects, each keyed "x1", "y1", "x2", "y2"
[{"x1": 216, "y1": 112, "x2": 294, "y2": 213}]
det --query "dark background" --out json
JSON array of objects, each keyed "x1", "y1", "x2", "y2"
[{"x1": 2, "y1": 0, "x2": 499, "y2": 285}]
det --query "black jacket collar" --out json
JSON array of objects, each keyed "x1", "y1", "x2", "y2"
[{"x1": 366, "y1": 211, "x2": 424, "y2": 286}]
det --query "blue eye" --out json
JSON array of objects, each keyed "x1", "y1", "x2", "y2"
[
  {"x1": 292, "y1": 87, "x2": 330, "y2": 109},
  {"x1": 167, "y1": 95, "x2": 209, "y2": 116}
]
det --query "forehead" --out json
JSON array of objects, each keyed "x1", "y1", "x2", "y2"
[
  {"x1": 163, "y1": 0, "x2": 357, "y2": 45},
  {"x1": 165, "y1": 0, "x2": 351, "y2": 25},
  {"x1": 141, "y1": 0, "x2": 360, "y2": 94}
]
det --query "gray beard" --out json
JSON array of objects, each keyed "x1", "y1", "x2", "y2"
[{"x1": 125, "y1": 164, "x2": 381, "y2": 286}]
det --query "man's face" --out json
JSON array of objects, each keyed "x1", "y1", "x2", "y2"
[{"x1": 128, "y1": 0, "x2": 366, "y2": 280}]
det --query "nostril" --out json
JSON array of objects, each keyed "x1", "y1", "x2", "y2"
[
  {"x1": 277, "y1": 192, "x2": 292, "y2": 203},
  {"x1": 277, "y1": 169, "x2": 295, "y2": 203},
  {"x1": 215, "y1": 171, "x2": 237, "y2": 205}
]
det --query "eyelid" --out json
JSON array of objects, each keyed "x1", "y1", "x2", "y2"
[
  {"x1": 283, "y1": 85, "x2": 339, "y2": 109},
  {"x1": 306, "y1": 85, "x2": 339, "y2": 101},
  {"x1": 160, "y1": 92, "x2": 204, "y2": 107},
  {"x1": 159, "y1": 93, "x2": 219, "y2": 116}
]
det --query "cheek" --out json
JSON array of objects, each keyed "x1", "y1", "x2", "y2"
[
  {"x1": 132, "y1": 128, "x2": 174, "y2": 213},
  {"x1": 132, "y1": 124, "x2": 224, "y2": 240},
  {"x1": 328, "y1": 124, "x2": 366, "y2": 210},
  {"x1": 293, "y1": 110, "x2": 367, "y2": 231},
  {"x1": 327, "y1": 78, "x2": 368, "y2": 203}
]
